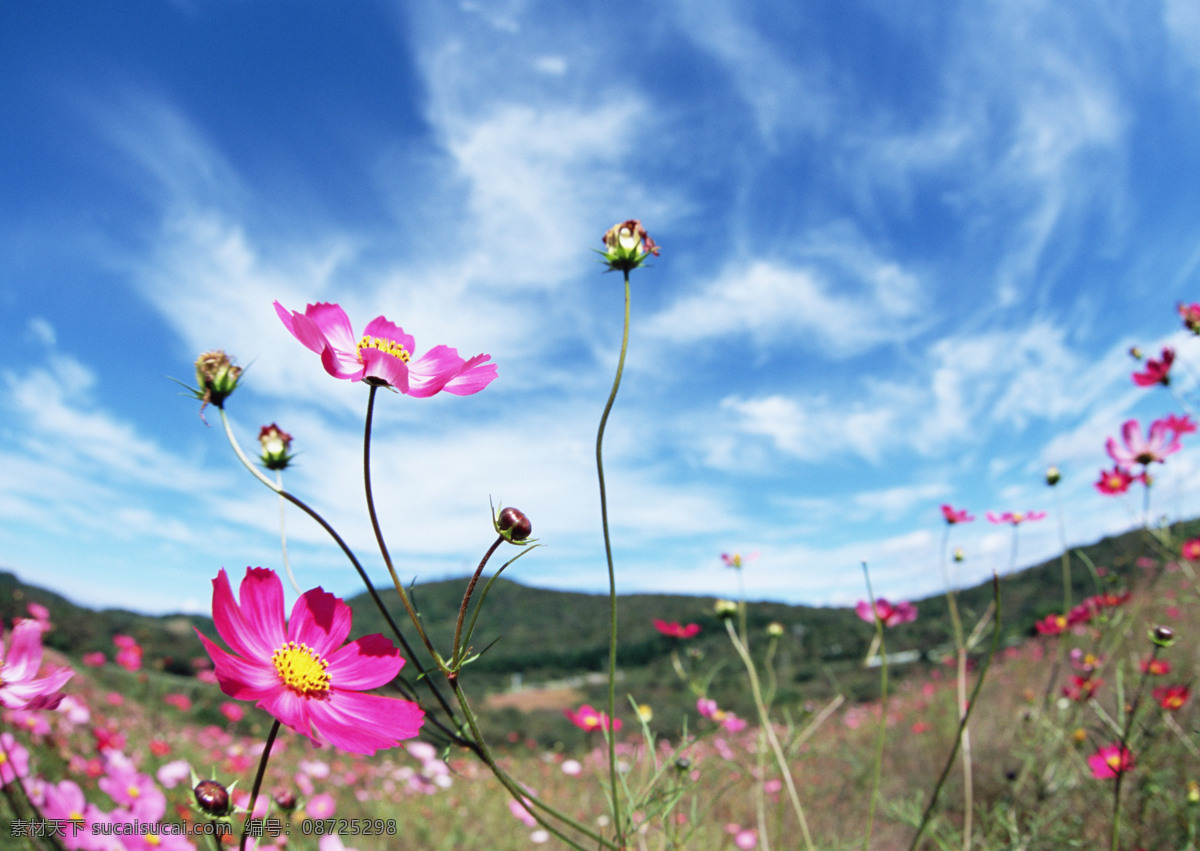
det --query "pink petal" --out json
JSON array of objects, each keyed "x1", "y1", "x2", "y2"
[
  {"x1": 274, "y1": 302, "x2": 329, "y2": 354},
  {"x1": 195, "y1": 632, "x2": 281, "y2": 700},
  {"x1": 326, "y1": 634, "x2": 404, "y2": 690},
  {"x1": 213, "y1": 569, "x2": 286, "y2": 661},
  {"x1": 302, "y1": 302, "x2": 358, "y2": 355},
  {"x1": 361, "y1": 316, "x2": 415, "y2": 357},
  {"x1": 3, "y1": 620, "x2": 46, "y2": 683},
  {"x1": 288, "y1": 588, "x2": 352, "y2": 658},
  {"x1": 441, "y1": 355, "x2": 498, "y2": 396},
  {"x1": 308, "y1": 691, "x2": 424, "y2": 754},
  {"x1": 358, "y1": 347, "x2": 410, "y2": 391}
]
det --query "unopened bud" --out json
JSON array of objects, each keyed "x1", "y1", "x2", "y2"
[
  {"x1": 193, "y1": 779, "x2": 232, "y2": 816},
  {"x1": 1150, "y1": 625, "x2": 1176, "y2": 648},
  {"x1": 713, "y1": 599, "x2": 738, "y2": 620},
  {"x1": 194, "y1": 350, "x2": 242, "y2": 411},
  {"x1": 1045, "y1": 466, "x2": 1061, "y2": 486},
  {"x1": 598, "y1": 219, "x2": 659, "y2": 273},
  {"x1": 259, "y1": 424, "x2": 294, "y2": 470},
  {"x1": 273, "y1": 788, "x2": 297, "y2": 813},
  {"x1": 766, "y1": 622, "x2": 784, "y2": 637},
  {"x1": 953, "y1": 547, "x2": 965, "y2": 563},
  {"x1": 1129, "y1": 346, "x2": 1143, "y2": 360},
  {"x1": 494, "y1": 506, "x2": 532, "y2": 543}
]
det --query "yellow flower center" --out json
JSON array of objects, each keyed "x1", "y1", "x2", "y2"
[
  {"x1": 271, "y1": 641, "x2": 332, "y2": 697},
  {"x1": 1107, "y1": 753, "x2": 1122, "y2": 769},
  {"x1": 357, "y1": 335, "x2": 411, "y2": 363}
]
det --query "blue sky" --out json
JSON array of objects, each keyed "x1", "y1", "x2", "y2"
[{"x1": 4, "y1": 1, "x2": 1200, "y2": 615}]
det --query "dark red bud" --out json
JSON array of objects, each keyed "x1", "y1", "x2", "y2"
[
  {"x1": 497, "y1": 507, "x2": 532, "y2": 542},
  {"x1": 193, "y1": 779, "x2": 231, "y2": 816}
]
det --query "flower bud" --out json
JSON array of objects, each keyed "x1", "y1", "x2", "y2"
[
  {"x1": 1188, "y1": 779, "x2": 1200, "y2": 804},
  {"x1": 1150, "y1": 625, "x2": 1176, "y2": 648},
  {"x1": 598, "y1": 219, "x2": 659, "y2": 273},
  {"x1": 1045, "y1": 466, "x2": 1061, "y2": 486},
  {"x1": 193, "y1": 779, "x2": 232, "y2": 817},
  {"x1": 1180, "y1": 303, "x2": 1200, "y2": 335},
  {"x1": 193, "y1": 350, "x2": 242, "y2": 411},
  {"x1": 273, "y1": 788, "x2": 298, "y2": 813},
  {"x1": 953, "y1": 547, "x2": 965, "y2": 563},
  {"x1": 1129, "y1": 346, "x2": 1143, "y2": 361},
  {"x1": 259, "y1": 424, "x2": 295, "y2": 471},
  {"x1": 713, "y1": 599, "x2": 738, "y2": 620},
  {"x1": 674, "y1": 757, "x2": 691, "y2": 772},
  {"x1": 494, "y1": 506, "x2": 533, "y2": 543},
  {"x1": 766, "y1": 622, "x2": 784, "y2": 637}
]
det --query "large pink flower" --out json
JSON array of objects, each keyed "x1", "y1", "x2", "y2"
[
  {"x1": 196, "y1": 568, "x2": 424, "y2": 755},
  {"x1": 0, "y1": 619, "x2": 73, "y2": 710},
  {"x1": 274, "y1": 301, "x2": 497, "y2": 397},
  {"x1": 1106, "y1": 418, "x2": 1182, "y2": 467}
]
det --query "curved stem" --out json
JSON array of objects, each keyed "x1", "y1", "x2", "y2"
[
  {"x1": 452, "y1": 536, "x2": 505, "y2": 666},
  {"x1": 725, "y1": 618, "x2": 814, "y2": 850},
  {"x1": 596, "y1": 270, "x2": 631, "y2": 845},
  {"x1": 275, "y1": 470, "x2": 301, "y2": 595},
  {"x1": 239, "y1": 719, "x2": 281, "y2": 851}
]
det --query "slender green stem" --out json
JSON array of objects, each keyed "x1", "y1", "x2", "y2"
[
  {"x1": 239, "y1": 718, "x2": 281, "y2": 851},
  {"x1": 596, "y1": 269, "x2": 632, "y2": 845},
  {"x1": 908, "y1": 574, "x2": 1002, "y2": 851},
  {"x1": 452, "y1": 536, "x2": 504, "y2": 666},
  {"x1": 861, "y1": 562, "x2": 888, "y2": 851},
  {"x1": 725, "y1": 619, "x2": 814, "y2": 851},
  {"x1": 1111, "y1": 645, "x2": 1157, "y2": 851},
  {"x1": 274, "y1": 469, "x2": 302, "y2": 595}
]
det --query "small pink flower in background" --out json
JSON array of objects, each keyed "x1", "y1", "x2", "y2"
[
  {"x1": 105, "y1": 692, "x2": 124, "y2": 707},
  {"x1": 99, "y1": 751, "x2": 166, "y2": 818},
  {"x1": 1095, "y1": 466, "x2": 1140, "y2": 495},
  {"x1": 855, "y1": 599, "x2": 917, "y2": 627},
  {"x1": 1132, "y1": 346, "x2": 1175, "y2": 386},
  {"x1": 113, "y1": 634, "x2": 143, "y2": 672},
  {"x1": 1182, "y1": 539, "x2": 1200, "y2": 561},
  {"x1": 1163, "y1": 413, "x2": 1197, "y2": 437},
  {"x1": 697, "y1": 697, "x2": 748, "y2": 733},
  {"x1": 0, "y1": 619, "x2": 73, "y2": 710},
  {"x1": 509, "y1": 795, "x2": 538, "y2": 828},
  {"x1": 274, "y1": 301, "x2": 497, "y2": 396},
  {"x1": 1106, "y1": 418, "x2": 1183, "y2": 467},
  {"x1": 7, "y1": 708, "x2": 52, "y2": 737},
  {"x1": 162, "y1": 693, "x2": 191, "y2": 712},
  {"x1": 156, "y1": 759, "x2": 191, "y2": 789},
  {"x1": 149, "y1": 739, "x2": 170, "y2": 757},
  {"x1": 725, "y1": 824, "x2": 758, "y2": 849},
  {"x1": 1179, "y1": 302, "x2": 1200, "y2": 333},
  {"x1": 721, "y1": 552, "x2": 758, "y2": 569},
  {"x1": 1088, "y1": 743, "x2": 1134, "y2": 779},
  {"x1": 307, "y1": 791, "x2": 337, "y2": 819},
  {"x1": 219, "y1": 702, "x2": 245, "y2": 722},
  {"x1": 81, "y1": 652, "x2": 106, "y2": 668},
  {"x1": 1034, "y1": 613, "x2": 1068, "y2": 635},
  {"x1": 941, "y1": 504, "x2": 974, "y2": 524},
  {"x1": 0, "y1": 732, "x2": 29, "y2": 786},
  {"x1": 564, "y1": 704, "x2": 621, "y2": 733},
  {"x1": 197, "y1": 568, "x2": 424, "y2": 755},
  {"x1": 1062, "y1": 675, "x2": 1103, "y2": 702},
  {"x1": 319, "y1": 836, "x2": 359, "y2": 851},
  {"x1": 653, "y1": 619, "x2": 701, "y2": 639},
  {"x1": 1141, "y1": 657, "x2": 1171, "y2": 676},
  {"x1": 55, "y1": 695, "x2": 90, "y2": 727},
  {"x1": 1154, "y1": 684, "x2": 1190, "y2": 711},
  {"x1": 561, "y1": 759, "x2": 583, "y2": 776},
  {"x1": 24, "y1": 603, "x2": 51, "y2": 632},
  {"x1": 986, "y1": 510, "x2": 1046, "y2": 525}
]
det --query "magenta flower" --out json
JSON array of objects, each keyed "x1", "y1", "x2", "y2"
[
  {"x1": 652, "y1": 619, "x2": 700, "y2": 639},
  {"x1": 985, "y1": 511, "x2": 1046, "y2": 525},
  {"x1": 1088, "y1": 743, "x2": 1134, "y2": 779},
  {"x1": 1162, "y1": 412, "x2": 1197, "y2": 437},
  {"x1": 0, "y1": 732, "x2": 30, "y2": 786},
  {"x1": 1106, "y1": 418, "x2": 1183, "y2": 467},
  {"x1": 0, "y1": 619, "x2": 73, "y2": 710},
  {"x1": 720, "y1": 551, "x2": 758, "y2": 569},
  {"x1": 697, "y1": 697, "x2": 747, "y2": 732},
  {"x1": 1180, "y1": 302, "x2": 1200, "y2": 334},
  {"x1": 941, "y1": 504, "x2": 974, "y2": 524},
  {"x1": 564, "y1": 703, "x2": 621, "y2": 733},
  {"x1": 274, "y1": 301, "x2": 497, "y2": 396},
  {"x1": 855, "y1": 599, "x2": 917, "y2": 627},
  {"x1": 1094, "y1": 466, "x2": 1141, "y2": 496},
  {"x1": 1132, "y1": 346, "x2": 1175, "y2": 386},
  {"x1": 195, "y1": 567, "x2": 424, "y2": 755}
]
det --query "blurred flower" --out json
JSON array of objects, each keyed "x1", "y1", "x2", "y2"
[
  {"x1": 766, "y1": 622, "x2": 785, "y2": 637},
  {"x1": 1095, "y1": 466, "x2": 1142, "y2": 495},
  {"x1": 219, "y1": 702, "x2": 245, "y2": 722},
  {"x1": 1045, "y1": 466, "x2": 1061, "y2": 486},
  {"x1": 1132, "y1": 347, "x2": 1175, "y2": 386},
  {"x1": 721, "y1": 552, "x2": 758, "y2": 569},
  {"x1": 113, "y1": 634, "x2": 143, "y2": 672},
  {"x1": 636, "y1": 704, "x2": 654, "y2": 723},
  {"x1": 1062, "y1": 675, "x2": 1103, "y2": 702},
  {"x1": 1180, "y1": 302, "x2": 1200, "y2": 334},
  {"x1": 599, "y1": 219, "x2": 659, "y2": 273},
  {"x1": 652, "y1": 619, "x2": 700, "y2": 639},
  {"x1": 191, "y1": 349, "x2": 243, "y2": 413},
  {"x1": 563, "y1": 704, "x2": 621, "y2": 733},
  {"x1": 986, "y1": 511, "x2": 1046, "y2": 525},
  {"x1": 697, "y1": 698, "x2": 747, "y2": 733},
  {"x1": 163, "y1": 693, "x2": 192, "y2": 712},
  {"x1": 941, "y1": 504, "x2": 974, "y2": 524},
  {"x1": 953, "y1": 547, "x2": 965, "y2": 562},
  {"x1": 1088, "y1": 744, "x2": 1133, "y2": 779},
  {"x1": 0, "y1": 619, "x2": 73, "y2": 709},
  {"x1": 274, "y1": 301, "x2": 497, "y2": 396},
  {"x1": 156, "y1": 760, "x2": 190, "y2": 789},
  {"x1": 713, "y1": 599, "x2": 739, "y2": 619},
  {"x1": 1106, "y1": 418, "x2": 1183, "y2": 467},
  {"x1": 1183, "y1": 539, "x2": 1200, "y2": 561},
  {"x1": 259, "y1": 424, "x2": 295, "y2": 471},
  {"x1": 1163, "y1": 413, "x2": 1197, "y2": 437},
  {"x1": 1153, "y1": 684, "x2": 1189, "y2": 711},
  {"x1": 196, "y1": 567, "x2": 424, "y2": 754},
  {"x1": 1141, "y1": 657, "x2": 1171, "y2": 675},
  {"x1": 81, "y1": 652, "x2": 106, "y2": 668},
  {"x1": 855, "y1": 599, "x2": 917, "y2": 627},
  {"x1": 307, "y1": 792, "x2": 337, "y2": 819}
]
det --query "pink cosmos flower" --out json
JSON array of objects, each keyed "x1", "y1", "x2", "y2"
[
  {"x1": 652, "y1": 619, "x2": 700, "y2": 639},
  {"x1": 1088, "y1": 743, "x2": 1133, "y2": 779},
  {"x1": 1034, "y1": 613, "x2": 1068, "y2": 635},
  {"x1": 1132, "y1": 347, "x2": 1174, "y2": 386},
  {"x1": 0, "y1": 619, "x2": 73, "y2": 710},
  {"x1": 274, "y1": 301, "x2": 497, "y2": 396},
  {"x1": 564, "y1": 704, "x2": 621, "y2": 733},
  {"x1": 1153, "y1": 684, "x2": 1190, "y2": 711},
  {"x1": 1182, "y1": 538, "x2": 1200, "y2": 561},
  {"x1": 0, "y1": 733, "x2": 29, "y2": 786},
  {"x1": 1062, "y1": 675, "x2": 1102, "y2": 702},
  {"x1": 1180, "y1": 302, "x2": 1200, "y2": 334},
  {"x1": 985, "y1": 511, "x2": 1046, "y2": 525},
  {"x1": 941, "y1": 504, "x2": 974, "y2": 524},
  {"x1": 1162, "y1": 412, "x2": 1197, "y2": 437},
  {"x1": 1106, "y1": 418, "x2": 1183, "y2": 467},
  {"x1": 1095, "y1": 466, "x2": 1141, "y2": 495},
  {"x1": 81, "y1": 652, "x2": 106, "y2": 668},
  {"x1": 196, "y1": 567, "x2": 424, "y2": 755},
  {"x1": 721, "y1": 552, "x2": 758, "y2": 569},
  {"x1": 697, "y1": 697, "x2": 747, "y2": 733},
  {"x1": 855, "y1": 599, "x2": 917, "y2": 627}
]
